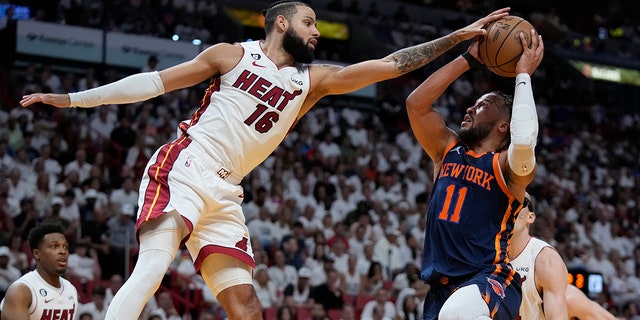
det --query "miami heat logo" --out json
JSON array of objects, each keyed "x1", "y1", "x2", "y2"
[
  {"x1": 487, "y1": 277, "x2": 506, "y2": 299},
  {"x1": 234, "y1": 234, "x2": 249, "y2": 252}
]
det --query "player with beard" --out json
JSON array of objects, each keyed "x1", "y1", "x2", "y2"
[
  {"x1": 1, "y1": 222, "x2": 78, "y2": 320},
  {"x1": 20, "y1": 1, "x2": 511, "y2": 319},
  {"x1": 406, "y1": 26, "x2": 544, "y2": 319}
]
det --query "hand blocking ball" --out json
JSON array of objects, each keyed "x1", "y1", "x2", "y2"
[{"x1": 477, "y1": 16, "x2": 535, "y2": 77}]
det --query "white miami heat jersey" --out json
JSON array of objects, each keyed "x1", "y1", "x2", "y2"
[
  {"x1": 0, "y1": 270, "x2": 78, "y2": 320},
  {"x1": 179, "y1": 40, "x2": 310, "y2": 178},
  {"x1": 510, "y1": 237, "x2": 552, "y2": 320}
]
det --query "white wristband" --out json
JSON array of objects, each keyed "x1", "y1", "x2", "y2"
[{"x1": 69, "y1": 71, "x2": 165, "y2": 108}]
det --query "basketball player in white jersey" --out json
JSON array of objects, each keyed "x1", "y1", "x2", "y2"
[
  {"x1": 1, "y1": 222, "x2": 78, "y2": 320},
  {"x1": 510, "y1": 194, "x2": 620, "y2": 320},
  {"x1": 19, "y1": 2, "x2": 511, "y2": 319}
]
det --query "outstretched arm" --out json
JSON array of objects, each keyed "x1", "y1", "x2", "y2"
[
  {"x1": 20, "y1": 43, "x2": 240, "y2": 109},
  {"x1": 565, "y1": 285, "x2": 619, "y2": 320},
  {"x1": 307, "y1": 8, "x2": 510, "y2": 99},
  {"x1": 536, "y1": 247, "x2": 569, "y2": 320}
]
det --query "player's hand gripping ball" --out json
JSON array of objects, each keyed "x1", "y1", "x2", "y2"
[{"x1": 477, "y1": 15, "x2": 535, "y2": 77}]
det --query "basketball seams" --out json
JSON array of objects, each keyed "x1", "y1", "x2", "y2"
[{"x1": 477, "y1": 16, "x2": 535, "y2": 77}]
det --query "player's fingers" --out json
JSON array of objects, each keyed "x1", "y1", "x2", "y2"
[
  {"x1": 488, "y1": 7, "x2": 510, "y2": 17},
  {"x1": 537, "y1": 35, "x2": 544, "y2": 53},
  {"x1": 20, "y1": 95, "x2": 37, "y2": 107}
]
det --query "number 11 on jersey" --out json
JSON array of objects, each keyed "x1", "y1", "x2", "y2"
[{"x1": 438, "y1": 185, "x2": 467, "y2": 223}]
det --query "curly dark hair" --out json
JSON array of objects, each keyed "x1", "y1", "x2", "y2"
[{"x1": 27, "y1": 222, "x2": 66, "y2": 251}]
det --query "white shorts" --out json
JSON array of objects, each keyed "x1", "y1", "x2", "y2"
[{"x1": 136, "y1": 135, "x2": 255, "y2": 271}]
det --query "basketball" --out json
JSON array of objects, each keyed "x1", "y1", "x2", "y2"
[{"x1": 477, "y1": 15, "x2": 535, "y2": 77}]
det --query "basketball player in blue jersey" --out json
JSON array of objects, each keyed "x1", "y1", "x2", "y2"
[
  {"x1": 19, "y1": 2, "x2": 511, "y2": 319},
  {"x1": 405, "y1": 26, "x2": 544, "y2": 319},
  {"x1": 1, "y1": 222, "x2": 78, "y2": 320}
]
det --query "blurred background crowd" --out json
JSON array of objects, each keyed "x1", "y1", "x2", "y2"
[{"x1": 0, "y1": 0, "x2": 639, "y2": 319}]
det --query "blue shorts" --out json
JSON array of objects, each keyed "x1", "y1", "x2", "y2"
[{"x1": 422, "y1": 269, "x2": 522, "y2": 320}]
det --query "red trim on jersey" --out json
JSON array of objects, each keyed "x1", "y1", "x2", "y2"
[
  {"x1": 193, "y1": 244, "x2": 256, "y2": 273},
  {"x1": 179, "y1": 77, "x2": 221, "y2": 134},
  {"x1": 137, "y1": 136, "x2": 191, "y2": 229}
]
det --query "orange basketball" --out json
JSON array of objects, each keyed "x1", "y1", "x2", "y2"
[{"x1": 477, "y1": 16, "x2": 535, "y2": 77}]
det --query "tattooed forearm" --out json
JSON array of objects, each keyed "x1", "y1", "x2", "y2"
[{"x1": 392, "y1": 34, "x2": 459, "y2": 72}]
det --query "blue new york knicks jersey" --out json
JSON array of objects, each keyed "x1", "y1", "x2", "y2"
[{"x1": 421, "y1": 141, "x2": 520, "y2": 281}]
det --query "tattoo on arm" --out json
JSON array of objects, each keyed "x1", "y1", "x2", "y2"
[
  {"x1": 315, "y1": 64, "x2": 342, "y2": 72},
  {"x1": 392, "y1": 35, "x2": 458, "y2": 72}
]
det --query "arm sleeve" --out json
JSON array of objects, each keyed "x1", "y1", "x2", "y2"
[
  {"x1": 508, "y1": 73, "x2": 538, "y2": 176},
  {"x1": 69, "y1": 71, "x2": 165, "y2": 108}
]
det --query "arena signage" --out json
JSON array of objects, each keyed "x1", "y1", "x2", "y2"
[
  {"x1": 16, "y1": 20, "x2": 103, "y2": 63},
  {"x1": 105, "y1": 32, "x2": 200, "y2": 70}
]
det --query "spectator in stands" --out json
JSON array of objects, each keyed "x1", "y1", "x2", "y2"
[
  {"x1": 40, "y1": 64, "x2": 63, "y2": 94},
  {"x1": 43, "y1": 196, "x2": 74, "y2": 236},
  {"x1": 372, "y1": 227, "x2": 403, "y2": 278},
  {"x1": 269, "y1": 249, "x2": 298, "y2": 295},
  {"x1": 6, "y1": 167, "x2": 31, "y2": 206},
  {"x1": 78, "y1": 285, "x2": 108, "y2": 320},
  {"x1": 0, "y1": 245, "x2": 21, "y2": 300},
  {"x1": 64, "y1": 149, "x2": 93, "y2": 183},
  {"x1": 123, "y1": 134, "x2": 154, "y2": 180},
  {"x1": 283, "y1": 267, "x2": 313, "y2": 309},
  {"x1": 59, "y1": 189, "x2": 81, "y2": 240},
  {"x1": 152, "y1": 291, "x2": 182, "y2": 320},
  {"x1": 341, "y1": 254, "x2": 362, "y2": 301},
  {"x1": 586, "y1": 244, "x2": 617, "y2": 284},
  {"x1": 105, "y1": 203, "x2": 137, "y2": 277},
  {"x1": 80, "y1": 203, "x2": 110, "y2": 265},
  {"x1": 11, "y1": 197, "x2": 36, "y2": 241},
  {"x1": 141, "y1": 55, "x2": 159, "y2": 73},
  {"x1": 67, "y1": 239, "x2": 102, "y2": 284},
  {"x1": 328, "y1": 233, "x2": 349, "y2": 274},
  {"x1": 276, "y1": 305, "x2": 295, "y2": 320},
  {"x1": 310, "y1": 267, "x2": 344, "y2": 312},
  {"x1": 361, "y1": 261, "x2": 385, "y2": 297},
  {"x1": 391, "y1": 263, "x2": 420, "y2": 297},
  {"x1": 360, "y1": 287, "x2": 396, "y2": 320},
  {"x1": 104, "y1": 273, "x2": 124, "y2": 306},
  {"x1": 108, "y1": 115, "x2": 137, "y2": 163},
  {"x1": 281, "y1": 224, "x2": 306, "y2": 269},
  {"x1": 253, "y1": 264, "x2": 279, "y2": 309},
  {"x1": 248, "y1": 206, "x2": 277, "y2": 253},
  {"x1": 34, "y1": 143, "x2": 61, "y2": 185},
  {"x1": 7, "y1": 233, "x2": 28, "y2": 273},
  {"x1": 88, "y1": 106, "x2": 117, "y2": 144},
  {"x1": 108, "y1": 176, "x2": 139, "y2": 211},
  {"x1": 310, "y1": 253, "x2": 338, "y2": 289}
]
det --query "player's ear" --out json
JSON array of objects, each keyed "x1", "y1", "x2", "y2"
[
  {"x1": 277, "y1": 15, "x2": 288, "y2": 31},
  {"x1": 32, "y1": 248, "x2": 40, "y2": 261},
  {"x1": 498, "y1": 120, "x2": 509, "y2": 134}
]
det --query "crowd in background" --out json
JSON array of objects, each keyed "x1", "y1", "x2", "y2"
[{"x1": 1, "y1": 1, "x2": 640, "y2": 320}]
